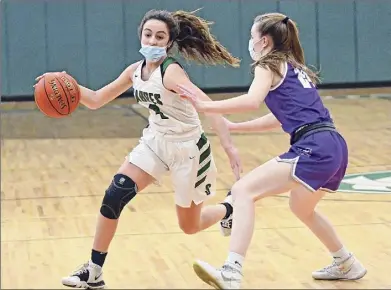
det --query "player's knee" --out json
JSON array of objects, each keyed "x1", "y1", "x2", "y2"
[
  {"x1": 231, "y1": 182, "x2": 257, "y2": 204},
  {"x1": 231, "y1": 182, "x2": 244, "y2": 201},
  {"x1": 179, "y1": 223, "x2": 200, "y2": 235},
  {"x1": 100, "y1": 174, "x2": 138, "y2": 219},
  {"x1": 289, "y1": 195, "x2": 314, "y2": 221},
  {"x1": 178, "y1": 217, "x2": 200, "y2": 235}
]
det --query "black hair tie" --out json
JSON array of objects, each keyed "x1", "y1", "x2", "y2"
[{"x1": 282, "y1": 16, "x2": 290, "y2": 24}]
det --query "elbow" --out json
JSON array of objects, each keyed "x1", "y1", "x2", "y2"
[
  {"x1": 247, "y1": 100, "x2": 260, "y2": 111},
  {"x1": 86, "y1": 102, "x2": 100, "y2": 110}
]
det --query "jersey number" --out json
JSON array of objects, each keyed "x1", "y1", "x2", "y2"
[
  {"x1": 294, "y1": 68, "x2": 313, "y2": 89},
  {"x1": 148, "y1": 104, "x2": 169, "y2": 120}
]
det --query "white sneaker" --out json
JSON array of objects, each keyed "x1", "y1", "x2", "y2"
[
  {"x1": 312, "y1": 254, "x2": 367, "y2": 280},
  {"x1": 220, "y1": 191, "x2": 233, "y2": 237},
  {"x1": 193, "y1": 259, "x2": 242, "y2": 289},
  {"x1": 62, "y1": 260, "x2": 106, "y2": 289}
]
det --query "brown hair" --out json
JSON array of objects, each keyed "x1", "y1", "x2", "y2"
[
  {"x1": 252, "y1": 13, "x2": 319, "y2": 84},
  {"x1": 138, "y1": 9, "x2": 240, "y2": 68}
]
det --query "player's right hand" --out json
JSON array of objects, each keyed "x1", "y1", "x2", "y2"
[{"x1": 33, "y1": 71, "x2": 66, "y2": 87}]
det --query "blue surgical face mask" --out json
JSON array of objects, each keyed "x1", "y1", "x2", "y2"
[{"x1": 139, "y1": 44, "x2": 167, "y2": 62}]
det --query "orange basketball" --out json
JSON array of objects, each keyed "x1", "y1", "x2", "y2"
[{"x1": 34, "y1": 72, "x2": 80, "y2": 118}]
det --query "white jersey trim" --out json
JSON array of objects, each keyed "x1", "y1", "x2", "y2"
[{"x1": 270, "y1": 61, "x2": 288, "y2": 91}]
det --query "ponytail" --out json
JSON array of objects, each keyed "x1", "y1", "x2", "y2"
[
  {"x1": 252, "y1": 13, "x2": 319, "y2": 84},
  {"x1": 171, "y1": 10, "x2": 240, "y2": 67},
  {"x1": 285, "y1": 19, "x2": 305, "y2": 64},
  {"x1": 138, "y1": 9, "x2": 240, "y2": 68},
  {"x1": 285, "y1": 19, "x2": 319, "y2": 84}
]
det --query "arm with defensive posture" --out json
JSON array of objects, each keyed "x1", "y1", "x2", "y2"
[
  {"x1": 178, "y1": 66, "x2": 273, "y2": 115},
  {"x1": 163, "y1": 63, "x2": 242, "y2": 179},
  {"x1": 227, "y1": 113, "x2": 281, "y2": 132}
]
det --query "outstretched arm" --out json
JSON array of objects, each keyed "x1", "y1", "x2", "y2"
[
  {"x1": 178, "y1": 66, "x2": 273, "y2": 114},
  {"x1": 35, "y1": 61, "x2": 141, "y2": 110},
  {"x1": 78, "y1": 61, "x2": 141, "y2": 109},
  {"x1": 227, "y1": 113, "x2": 281, "y2": 132}
]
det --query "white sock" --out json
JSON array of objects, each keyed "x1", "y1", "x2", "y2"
[
  {"x1": 226, "y1": 252, "x2": 245, "y2": 269},
  {"x1": 331, "y1": 246, "x2": 351, "y2": 263}
]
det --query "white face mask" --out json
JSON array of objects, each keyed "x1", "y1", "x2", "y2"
[{"x1": 248, "y1": 38, "x2": 263, "y2": 61}]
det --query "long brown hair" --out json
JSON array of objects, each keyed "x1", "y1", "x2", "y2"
[
  {"x1": 252, "y1": 13, "x2": 319, "y2": 84},
  {"x1": 138, "y1": 9, "x2": 240, "y2": 67}
]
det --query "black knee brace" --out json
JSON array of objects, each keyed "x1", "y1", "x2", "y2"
[{"x1": 100, "y1": 174, "x2": 138, "y2": 219}]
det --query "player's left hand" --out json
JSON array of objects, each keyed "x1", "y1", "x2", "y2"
[
  {"x1": 177, "y1": 84, "x2": 206, "y2": 112},
  {"x1": 224, "y1": 145, "x2": 243, "y2": 181}
]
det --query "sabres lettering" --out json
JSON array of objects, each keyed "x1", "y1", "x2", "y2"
[
  {"x1": 134, "y1": 89, "x2": 162, "y2": 105},
  {"x1": 133, "y1": 89, "x2": 169, "y2": 120}
]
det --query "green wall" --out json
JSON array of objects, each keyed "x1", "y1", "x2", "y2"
[{"x1": 1, "y1": 0, "x2": 390, "y2": 98}]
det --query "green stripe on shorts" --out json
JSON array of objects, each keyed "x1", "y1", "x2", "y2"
[{"x1": 195, "y1": 133, "x2": 211, "y2": 188}]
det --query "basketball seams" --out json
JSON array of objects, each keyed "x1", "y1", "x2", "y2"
[
  {"x1": 35, "y1": 72, "x2": 80, "y2": 118},
  {"x1": 34, "y1": 80, "x2": 53, "y2": 116},
  {"x1": 43, "y1": 77, "x2": 66, "y2": 116},
  {"x1": 55, "y1": 75, "x2": 71, "y2": 114},
  {"x1": 66, "y1": 75, "x2": 81, "y2": 105}
]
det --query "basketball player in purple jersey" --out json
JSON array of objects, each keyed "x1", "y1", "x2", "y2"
[{"x1": 178, "y1": 13, "x2": 367, "y2": 289}]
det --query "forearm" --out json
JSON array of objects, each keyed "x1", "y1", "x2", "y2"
[
  {"x1": 79, "y1": 85, "x2": 100, "y2": 109},
  {"x1": 230, "y1": 113, "x2": 281, "y2": 132},
  {"x1": 78, "y1": 66, "x2": 133, "y2": 110},
  {"x1": 198, "y1": 93, "x2": 235, "y2": 149},
  {"x1": 201, "y1": 94, "x2": 259, "y2": 114}
]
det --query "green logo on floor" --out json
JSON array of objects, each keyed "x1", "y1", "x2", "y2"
[{"x1": 338, "y1": 170, "x2": 391, "y2": 194}]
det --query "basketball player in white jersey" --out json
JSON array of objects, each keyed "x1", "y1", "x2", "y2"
[{"x1": 36, "y1": 9, "x2": 242, "y2": 289}]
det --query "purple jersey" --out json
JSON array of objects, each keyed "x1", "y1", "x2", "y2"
[{"x1": 264, "y1": 63, "x2": 332, "y2": 134}]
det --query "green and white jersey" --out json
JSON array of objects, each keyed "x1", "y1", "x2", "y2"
[{"x1": 132, "y1": 57, "x2": 202, "y2": 141}]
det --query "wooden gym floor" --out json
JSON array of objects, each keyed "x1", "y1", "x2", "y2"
[{"x1": 1, "y1": 88, "x2": 391, "y2": 289}]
